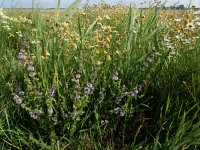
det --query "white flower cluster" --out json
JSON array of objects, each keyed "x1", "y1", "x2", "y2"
[
  {"x1": 18, "y1": 16, "x2": 32, "y2": 24},
  {"x1": 193, "y1": 10, "x2": 200, "y2": 27},
  {"x1": 0, "y1": 8, "x2": 32, "y2": 24}
]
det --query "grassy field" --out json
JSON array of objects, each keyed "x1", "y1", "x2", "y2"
[{"x1": 0, "y1": 1, "x2": 200, "y2": 149}]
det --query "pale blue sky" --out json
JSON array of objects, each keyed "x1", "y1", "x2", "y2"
[{"x1": 0, "y1": 0, "x2": 199, "y2": 8}]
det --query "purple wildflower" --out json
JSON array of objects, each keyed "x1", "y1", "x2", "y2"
[
  {"x1": 134, "y1": 87, "x2": 139, "y2": 94},
  {"x1": 18, "y1": 53, "x2": 27, "y2": 60},
  {"x1": 27, "y1": 66, "x2": 35, "y2": 72},
  {"x1": 31, "y1": 113, "x2": 38, "y2": 119},
  {"x1": 147, "y1": 58, "x2": 152, "y2": 63},
  {"x1": 76, "y1": 74, "x2": 81, "y2": 79},
  {"x1": 87, "y1": 83, "x2": 93, "y2": 89},
  {"x1": 115, "y1": 97, "x2": 122, "y2": 104},
  {"x1": 48, "y1": 88, "x2": 55, "y2": 97},
  {"x1": 143, "y1": 62, "x2": 148, "y2": 67},
  {"x1": 18, "y1": 91, "x2": 25, "y2": 96},
  {"x1": 29, "y1": 72, "x2": 36, "y2": 78},
  {"x1": 35, "y1": 110, "x2": 43, "y2": 116},
  {"x1": 76, "y1": 94, "x2": 81, "y2": 100},
  {"x1": 28, "y1": 61, "x2": 34, "y2": 65},
  {"x1": 84, "y1": 87, "x2": 91, "y2": 94},
  {"x1": 20, "y1": 49, "x2": 26, "y2": 53},
  {"x1": 125, "y1": 92, "x2": 135, "y2": 97},
  {"x1": 100, "y1": 120, "x2": 109, "y2": 126},
  {"x1": 112, "y1": 75, "x2": 119, "y2": 81},
  {"x1": 47, "y1": 107, "x2": 53, "y2": 115},
  {"x1": 30, "y1": 110, "x2": 42, "y2": 119},
  {"x1": 13, "y1": 93, "x2": 22, "y2": 104},
  {"x1": 37, "y1": 92, "x2": 43, "y2": 97},
  {"x1": 119, "y1": 111, "x2": 125, "y2": 117},
  {"x1": 113, "y1": 107, "x2": 124, "y2": 117}
]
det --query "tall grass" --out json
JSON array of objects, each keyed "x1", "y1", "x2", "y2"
[{"x1": 0, "y1": 1, "x2": 200, "y2": 149}]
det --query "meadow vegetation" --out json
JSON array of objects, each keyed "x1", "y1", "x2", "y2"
[{"x1": 0, "y1": 1, "x2": 200, "y2": 149}]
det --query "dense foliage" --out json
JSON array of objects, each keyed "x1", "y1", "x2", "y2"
[{"x1": 0, "y1": 2, "x2": 200, "y2": 149}]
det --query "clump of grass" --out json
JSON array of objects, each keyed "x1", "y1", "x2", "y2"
[{"x1": 0, "y1": 1, "x2": 200, "y2": 149}]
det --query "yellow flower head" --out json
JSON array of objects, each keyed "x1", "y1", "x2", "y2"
[
  {"x1": 65, "y1": 29, "x2": 70, "y2": 34},
  {"x1": 115, "y1": 50, "x2": 120, "y2": 55},
  {"x1": 53, "y1": 72, "x2": 59, "y2": 77},
  {"x1": 103, "y1": 26, "x2": 112, "y2": 32},
  {"x1": 96, "y1": 15, "x2": 102, "y2": 20},
  {"x1": 97, "y1": 61, "x2": 102, "y2": 65},
  {"x1": 45, "y1": 50, "x2": 50, "y2": 56},
  {"x1": 72, "y1": 42, "x2": 77, "y2": 48},
  {"x1": 104, "y1": 43, "x2": 110, "y2": 49},
  {"x1": 41, "y1": 56, "x2": 46, "y2": 60},
  {"x1": 107, "y1": 26, "x2": 112, "y2": 32},
  {"x1": 25, "y1": 60, "x2": 29, "y2": 63},
  {"x1": 106, "y1": 36, "x2": 110, "y2": 42},
  {"x1": 95, "y1": 37, "x2": 100, "y2": 43},
  {"x1": 106, "y1": 55, "x2": 112, "y2": 60},
  {"x1": 95, "y1": 49, "x2": 100, "y2": 54},
  {"x1": 31, "y1": 55, "x2": 36, "y2": 60},
  {"x1": 108, "y1": 34, "x2": 112, "y2": 39},
  {"x1": 184, "y1": 19, "x2": 190, "y2": 25}
]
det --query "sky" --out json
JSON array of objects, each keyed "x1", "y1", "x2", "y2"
[{"x1": 0, "y1": 0, "x2": 200, "y2": 8}]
